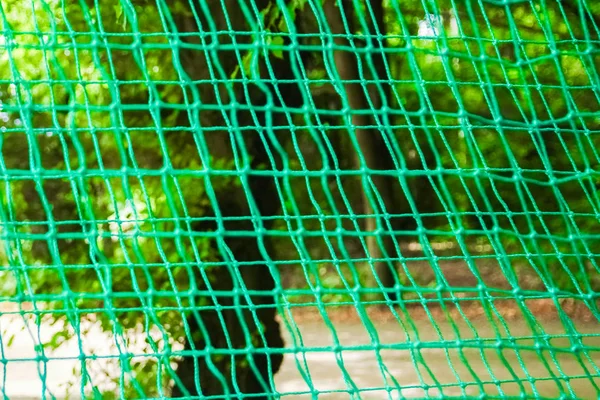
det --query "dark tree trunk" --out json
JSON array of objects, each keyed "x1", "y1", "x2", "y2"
[
  {"x1": 322, "y1": 0, "x2": 401, "y2": 301},
  {"x1": 168, "y1": 1, "x2": 303, "y2": 397}
]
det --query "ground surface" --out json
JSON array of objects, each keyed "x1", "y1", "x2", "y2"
[
  {"x1": 1, "y1": 253, "x2": 599, "y2": 399},
  {"x1": 1, "y1": 299, "x2": 599, "y2": 399}
]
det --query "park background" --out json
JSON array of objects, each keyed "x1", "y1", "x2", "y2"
[{"x1": 0, "y1": 0, "x2": 599, "y2": 398}]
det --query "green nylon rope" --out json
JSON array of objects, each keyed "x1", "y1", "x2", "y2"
[{"x1": 0, "y1": 0, "x2": 599, "y2": 399}]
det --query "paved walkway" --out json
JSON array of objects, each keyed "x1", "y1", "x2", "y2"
[{"x1": 2, "y1": 311, "x2": 600, "y2": 399}]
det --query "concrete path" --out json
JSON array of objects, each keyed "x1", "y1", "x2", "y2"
[{"x1": 1, "y1": 312, "x2": 599, "y2": 399}]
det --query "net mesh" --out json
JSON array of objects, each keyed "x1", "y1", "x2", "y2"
[{"x1": 0, "y1": 0, "x2": 599, "y2": 398}]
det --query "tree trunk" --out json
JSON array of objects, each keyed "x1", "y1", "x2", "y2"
[
  {"x1": 168, "y1": 2, "x2": 303, "y2": 397},
  {"x1": 323, "y1": 0, "x2": 400, "y2": 301}
]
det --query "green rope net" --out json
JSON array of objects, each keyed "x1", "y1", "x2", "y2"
[{"x1": 0, "y1": 0, "x2": 599, "y2": 398}]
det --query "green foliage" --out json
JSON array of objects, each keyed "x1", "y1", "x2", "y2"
[{"x1": 0, "y1": 0, "x2": 230, "y2": 396}]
